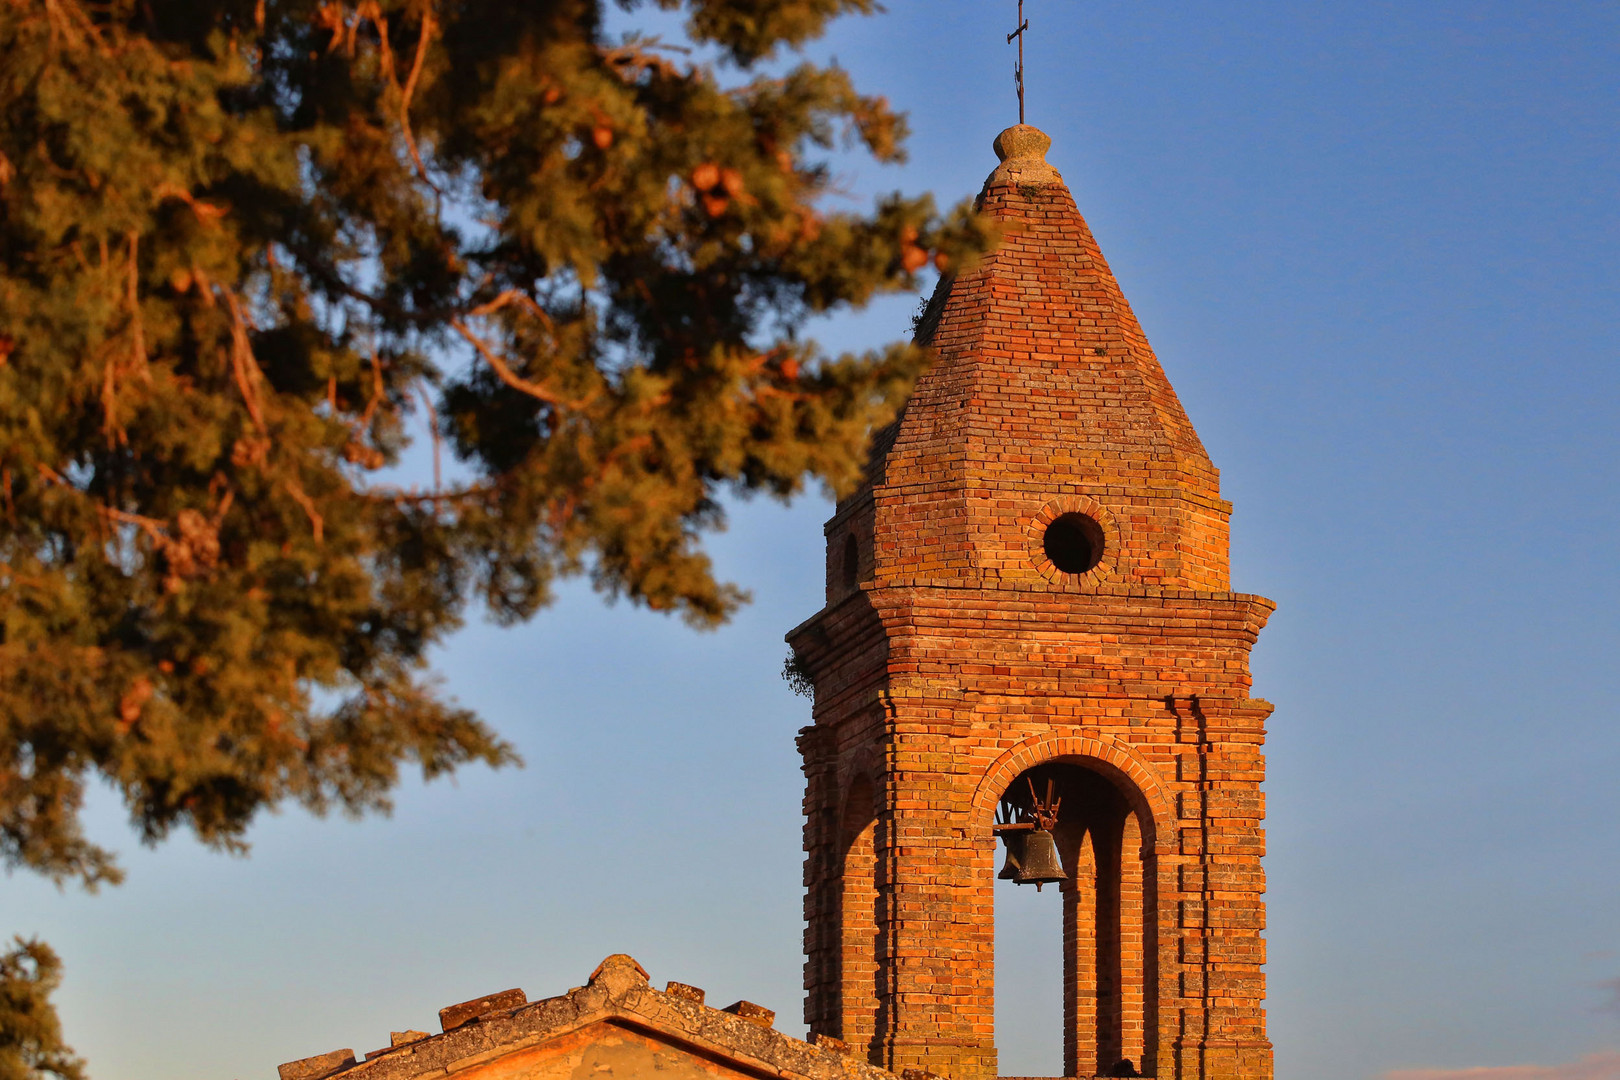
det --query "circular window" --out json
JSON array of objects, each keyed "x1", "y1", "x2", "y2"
[{"x1": 1043, "y1": 513, "x2": 1104, "y2": 575}]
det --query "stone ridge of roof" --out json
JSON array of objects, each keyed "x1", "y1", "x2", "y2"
[{"x1": 275, "y1": 954, "x2": 919, "y2": 1080}]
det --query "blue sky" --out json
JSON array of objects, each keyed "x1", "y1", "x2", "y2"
[{"x1": 11, "y1": 4, "x2": 1619, "y2": 1079}]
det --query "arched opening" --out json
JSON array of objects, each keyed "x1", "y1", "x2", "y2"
[
  {"x1": 838, "y1": 774, "x2": 879, "y2": 1058},
  {"x1": 994, "y1": 761, "x2": 1156, "y2": 1079}
]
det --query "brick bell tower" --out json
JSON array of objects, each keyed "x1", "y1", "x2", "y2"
[{"x1": 788, "y1": 125, "x2": 1275, "y2": 1080}]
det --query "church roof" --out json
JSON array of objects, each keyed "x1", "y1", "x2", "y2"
[{"x1": 275, "y1": 954, "x2": 917, "y2": 1080}]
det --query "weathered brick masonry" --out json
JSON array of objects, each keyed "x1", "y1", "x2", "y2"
[{"x1": 788, "y1": 125, "x2": 1274, "y2": 1080}]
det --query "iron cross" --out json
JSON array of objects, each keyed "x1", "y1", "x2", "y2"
[{"x1": 1007, "y1": 0, "x2": 1029, "y2": 124}]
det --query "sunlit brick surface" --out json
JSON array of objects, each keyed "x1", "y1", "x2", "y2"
[{"x1": 790, "y1": 126, "x2": 1274, "y2": 1080}]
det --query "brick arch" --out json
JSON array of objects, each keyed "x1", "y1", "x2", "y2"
[
  {"x1": 833, "y1": 751, "x2": 882, "y2": 1055},
  {"x1": 970, "y1": 734, "x2": 1175, "y2": 852},
  {"x1": 840, "y1": 772, "x2": 877, "y2": 840},
  {"x1": 837, "y1": 744, "x2": 882, "y2": 809}
]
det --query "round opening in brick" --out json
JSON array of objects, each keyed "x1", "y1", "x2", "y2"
[{"x1": 1043, "y1": 512, "x2": 1104, "y2": 574}]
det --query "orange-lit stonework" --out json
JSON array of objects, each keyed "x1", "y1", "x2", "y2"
[{"x1": 790, "y1": 125, "x2": 1274, "y2": 1080}]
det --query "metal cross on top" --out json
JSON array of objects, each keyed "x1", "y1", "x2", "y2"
[{"x1": 1007, "y1": 0, "x2": 1029, "y2": 124}]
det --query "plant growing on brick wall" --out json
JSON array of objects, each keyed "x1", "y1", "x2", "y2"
[{"x1": 782, "y1": 651, "x2": 814, "y2": 698}]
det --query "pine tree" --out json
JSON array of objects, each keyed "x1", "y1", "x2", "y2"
[
  {"x1": 0, "y1": 1, "x2": 992, "y2": 1067},
  {"x1": 0, "y1": 0, "x2": 988, "y2": 885},
  {"x1": 0, "y1": 940, "x2": 84, "y2": 1080}
]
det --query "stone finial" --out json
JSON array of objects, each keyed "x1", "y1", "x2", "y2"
[
  {"x1": 988, "y1": 124, "x2": 1059, "y2": 186},
  {"x1": 587, "y1": 953, "x2": 650, "y2": 1000}
]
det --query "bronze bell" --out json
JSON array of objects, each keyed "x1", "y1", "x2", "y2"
[
  {"x1": 1014, "y1": 826, "x2": 1066, "y2": 891},
  {"x1": 996, "y1": 828, "x2": 1028, "y2": 880}
]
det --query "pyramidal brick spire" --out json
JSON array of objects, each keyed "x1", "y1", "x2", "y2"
[{"x1": 867, "y1": 123, "x2": 1231, "y2": 593}]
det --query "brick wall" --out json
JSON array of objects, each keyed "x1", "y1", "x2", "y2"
[{"x1": 788, "y1": 126, "x2": 1273, "y2": 1080}]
